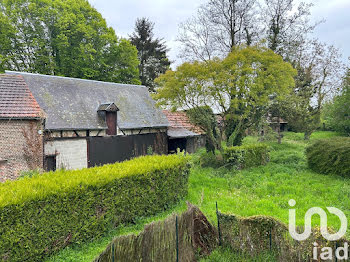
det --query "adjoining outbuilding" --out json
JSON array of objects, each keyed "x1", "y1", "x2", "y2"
[{"x1": 162, "y1": 110, "x2": 205, "y2": 154}]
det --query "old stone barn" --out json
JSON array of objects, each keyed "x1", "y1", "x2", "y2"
[{"x1": 0, "y1": 71, "x2": 169, "y2": 181}]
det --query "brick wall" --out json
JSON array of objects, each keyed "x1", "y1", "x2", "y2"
[
  {"x1": 0, "y1": 119, "x2": 43, "y2": 181},
  {"x1": 45, "y1": 138, "x2": 87, "y2": 170}
]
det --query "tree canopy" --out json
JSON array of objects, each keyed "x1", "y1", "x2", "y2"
[
  {"x1": 0, "y1": 0, "x2": 140, "y2": 84},
  {"x1": 154, "y1": 45, "x2": 296, "y2": 147},
  {"x1": 130, "y1": 18, "x2": 171, "y2": 91},
  {"x1": 324, "y1": 69, "x2": 350, "y2": 136}
]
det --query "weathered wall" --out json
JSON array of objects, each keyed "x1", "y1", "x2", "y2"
[
  {"x1": 0, "y1": 119, "x2": 43, "y2": 181},
  {"x1": 45, "y1": 138, "x2": 87, "y2": 170},
  {"x1": 186, "y1": 136, "x2": 206, "y2": 154}
]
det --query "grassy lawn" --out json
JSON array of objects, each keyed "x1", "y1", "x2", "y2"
[{"x1": 46, "y1": 131, "x2": 347, "y2": 261}]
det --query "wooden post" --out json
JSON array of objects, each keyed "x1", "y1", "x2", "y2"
[
  {"x1": 216, "y1": 202, "x2": 222, "y2": 246},
  {"x1": 176, "y1": 216, "x2": 179, "y2": 262}
]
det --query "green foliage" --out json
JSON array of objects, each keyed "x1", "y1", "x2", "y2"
[
  {"x1": 200, "y1": 247, "x2": 277, "y2": 262},
  {"x1": 130, "y1": 17, "x2": 171, "y2": 91},
  {"x1": 306, "y1": 138, "x2": 350, "y2": 177},
  {"x1": 198, "y1": 150, "x2": 224, "y2": 168},
  {"x1": 223, "y1": 144, "x2": 270, "y2": 169},
  {"x1": 0, "y1": 0, "x2": 140, "y2": 84},
  {"x1": 0, "y1": 155, "x2": 190, "y2": 261},
  {"x1": 46, "y1": 131, "x2": 349, "y2": 261},
  {"x1": 186, "y1": 106, "x2": 220, "y2": 152},
  {"x1": 146, "y1": 145, "x2": 153, "y2": 155},
  {"x1": 323, "y1": 70, "x2": 350, "y2": 136},
  {"x1": 18, "y1": 169, "x2": 41, "y2": 179},
  {"x1": 154, "y1": 45, "x2": 296, "y2": 147}
]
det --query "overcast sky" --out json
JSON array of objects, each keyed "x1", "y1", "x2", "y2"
[{"x1": 88, "y1": 0, "x2": 350, "y2": 67}]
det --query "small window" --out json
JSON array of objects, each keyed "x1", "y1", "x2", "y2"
[{"x1": 45, "y1": 156, "x2": 56, "y2": 172}]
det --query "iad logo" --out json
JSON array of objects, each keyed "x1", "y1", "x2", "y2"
[
  {"x1": 288, "y1": 199, "x2": 349, "y2": 260},
  {"x1": 288, "y1": 199, "x2": 347, "y2": 241}
]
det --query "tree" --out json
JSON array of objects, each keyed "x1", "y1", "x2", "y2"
[
  {"x1": 154, "y1": 45, "x2": 296, "y2": 148},
  {"x1": 280, "y1": 41, "x2": 344, "y2": 139},
  {"x1": 0, "y1": 0, "x2": 140, "y2": 84},
  {"x1": 130, "y1": 18, "x2": 171, "y2": 91},
  {"x1": 177, "y1": 0, "x2": 260, "y2": 62},
  {"x1": 177, "y1": 0, "x2": 319, "y2": 63},
  {"x1": 262, "y1": 0, "x2": 318, "y2": 59},
  {"x1": 186, "y1": 106, "x2": 221, "y2": 153},
  {"x1": 324, "y1": 68, "x2": 350, "y2": 136}
]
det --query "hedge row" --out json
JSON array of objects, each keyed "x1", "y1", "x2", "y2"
[
  {"x1": 0, "y1": 155, "x2": 190, "y2": 261},
  {"x1": 306, "y1": 138, "x2": 350, "y2": 177},
  {"x1": 223, "y1": 144, "x2": 270, "y2": 169}
]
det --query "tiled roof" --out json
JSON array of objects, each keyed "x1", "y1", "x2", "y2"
[
  {"x1": 162, "y1": 110, "x2": 205, "y2": 136},
  {"x1": 6, "y1": 71, "x2": 168, "y2": 130},
  {"x1": 0, "y1": 74, "x2": 42, "y2": 119}
]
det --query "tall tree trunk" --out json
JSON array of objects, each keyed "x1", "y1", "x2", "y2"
[{"x1": 304, "y1": 132, "x2": 311, "y2": 140}]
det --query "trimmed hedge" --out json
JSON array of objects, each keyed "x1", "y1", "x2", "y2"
[
  {"x1": 306, "y1": 138, "x2": 350, "y2": 177},
  {"x1": 223, "y1": 144, "x2": 269, "y2": 169},
  {"x1": 0, "y1": 155, "x2": 190, "y2": 261}
]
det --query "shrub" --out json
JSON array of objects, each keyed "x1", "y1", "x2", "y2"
[
  {"x1": 306, "y1": 138, "x2": 350, "y2": 177},
  {"x1": 0, "y1": 155, "x2": 190, "y2": 261},
  {"x1": 223, "y1": 144, "x2": 269, "y2": 169},
  {"x1": 198, "y1": 150, "x2": 224, "y2": 168},
  {"x1": 18, "y1": 169, "x2": 42, "y2": 179}
]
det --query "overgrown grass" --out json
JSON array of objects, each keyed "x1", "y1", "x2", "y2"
[
  {"x1": 199, "y1": 247, "x2": 277, "y2": 262},
  {"x1": 47, "y1": 131, "x2": 348, "y2": 262}
]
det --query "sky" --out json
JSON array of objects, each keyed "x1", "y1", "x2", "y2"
[{"x1": 88, "y1": 0, "x2": 350, "y2": 68}]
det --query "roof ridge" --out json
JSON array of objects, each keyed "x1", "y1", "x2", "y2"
[{"x1": 5, "y1": 71, "x2": 147, "y2": 90}]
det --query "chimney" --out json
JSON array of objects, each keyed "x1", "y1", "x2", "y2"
[{"x1": 97, "y1": 103, "x2": 119, "y2": 136}]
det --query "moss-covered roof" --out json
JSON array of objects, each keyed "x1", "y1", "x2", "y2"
[{"x1": 6, "y1": 71, "x2": 168, "y2": 130}]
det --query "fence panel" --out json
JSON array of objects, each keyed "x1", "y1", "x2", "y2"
[{"x1": 88, "y1": 132, "x2": 167, "y2": 167}]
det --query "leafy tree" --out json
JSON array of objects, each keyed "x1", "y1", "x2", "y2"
[
  {"x1": 186, "y1": 106, "x2": 221, "y2": 153},
  {"x1": 324, "y1": 69, "x2": 350, "y2": 136},
  {"x1": 130, "y1": 18, "x2": 171, "y2": 91},
  {"x1": 154, "y1": 45, "x2": 296, "y2": 147},
  {"x1": 279, "y1": 41, "x2": 344, "y2": 139},
  {"x1": 0, "y1": 0, "x2": 140, "y2": 84}
]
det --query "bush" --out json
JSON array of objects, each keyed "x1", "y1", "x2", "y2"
[
  {"x1": 223, "y1": 144, "x2": 269, "y2": 169},
  {"x1": 0, "y1": 155, "x2": 190, "y2": 261},
  {"x1": 306, "y1": 138, "x2": 350, "y2": 177},
  {"x1": 198, "y1": 150, "x2": 224, "y2": 168}
]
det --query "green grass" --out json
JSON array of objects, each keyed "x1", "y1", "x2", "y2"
[
  {"x1": 46, "y1": 131, "x2": 348, "y2": 261},
  {"x1": 200, "y1": 247, "x2": 277, "y2": 262}
]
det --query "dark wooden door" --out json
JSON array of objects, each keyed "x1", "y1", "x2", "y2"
[{"x1": 45, "y1": 156, "x2": 56, "y2": 171}]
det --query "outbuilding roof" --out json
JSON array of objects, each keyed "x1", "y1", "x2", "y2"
[
  {"x1": 162, "y1": 110, "x2": 204, "y2": 138},
  {"x1": 0, "y1": 74, "x2": 42, "y2": 119},
  {"x1": 6, "y1": 71, "x2": 168, "y2": 131}
]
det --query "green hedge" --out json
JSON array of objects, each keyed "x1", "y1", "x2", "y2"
[
  {"x1": 0, "y1": 155, "x2": 190, "y2": 261},
  {"x1": 306, "y1": 138, "x2": 350, "y2": 177},
  {"x1": 223, "y1": 144, "x2": 269, "y2": 169}
]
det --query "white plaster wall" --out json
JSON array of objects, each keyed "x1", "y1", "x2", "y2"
[{"x1": 45, "y1": 139, "x2": 87, "y2": 170}]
